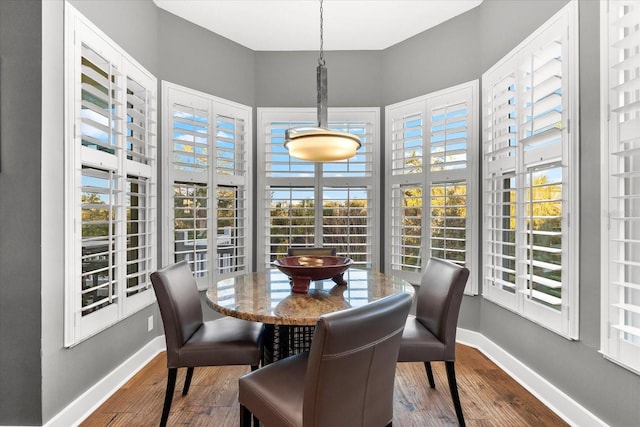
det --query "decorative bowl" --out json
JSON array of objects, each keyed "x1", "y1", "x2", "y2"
[{"x1": 272, "y1": 256, "x2": 353, "y2": 293}]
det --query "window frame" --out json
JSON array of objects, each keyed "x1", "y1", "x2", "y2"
[
  {"x1": 385, "y1": 81, "x2": 479, "y2": 294},
  {"x1": 482, "y1": 0, "x2": 580, "y2": 339},
  {"x1": 161, "y1": 81, "x2": 253, "y2": 291},
  {"x1": 64, "y1": 4, "x2": 157, "y2": 346},
  {"x1": 256, "y1": 107, "x2": 380, "y2": 270}
]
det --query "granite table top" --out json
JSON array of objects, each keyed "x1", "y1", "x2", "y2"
[{"x1": 206, "y1": 268, "x2": 415, "y2": 326}]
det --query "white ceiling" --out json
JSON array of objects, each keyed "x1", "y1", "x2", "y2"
[{"x1": 153, "y1": 0, "x2": 483, "y2": 51}]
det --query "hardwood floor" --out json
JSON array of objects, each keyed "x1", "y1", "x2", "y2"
[{"x1": 80, "y1": 344, "x2": 568, "y2": 426}]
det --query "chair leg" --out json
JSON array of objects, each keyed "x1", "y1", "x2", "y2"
[
  {"x1": 182, "y1": 367, "x2": 194, "y2": 396},
  {"x1": 424, "y1": 361, "x2": 436, "y2": 388},
  {"x1": 160, "y1": 368, "x2": 177, "y2": 427},
  {"x1": 445, "y1": 361, "x2": 465, "y2": 426},
  {"x1": 240, "y1": 404, "x2": 253, "y2": 427}
]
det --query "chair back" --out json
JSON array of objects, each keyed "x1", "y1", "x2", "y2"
[
  {"x1": 415, "y1": 258, "x2": 469, "y2": 359},
  {"x1": 303, "y1": 292, "x2": 412, "y2": 427},
  {"x1": 287, "y1": 247, "x2": 337, "y2": 257},
  {"x1": 150, "y1": 261, "x2": 204, "y2": 367}
]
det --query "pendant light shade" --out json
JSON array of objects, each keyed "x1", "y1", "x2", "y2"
[
  {"x1": 284, "y1": 0, "x2": 361, "y2": 162},
  {"x1": 284, "y1": 127, "x2": 361, "y2": 162}
]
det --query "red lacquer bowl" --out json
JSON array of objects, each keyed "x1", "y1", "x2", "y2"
[{"x1": 272, "y1": 256, "x2": 354, "y2": 293}]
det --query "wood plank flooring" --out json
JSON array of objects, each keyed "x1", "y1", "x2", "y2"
[{"x1": 80, "y1": 344, "x2": 568, "y2": 426}]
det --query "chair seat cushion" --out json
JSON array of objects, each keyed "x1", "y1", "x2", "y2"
[
  {"x1": 397, "y1": 315, "x2": 447, "y2": 362},
  {"x1": 176, "y1": 317, "x2": 262, "y2": 368},
  {"x1": 239, "y1": 352, "x2": 308, "y2": 427}
]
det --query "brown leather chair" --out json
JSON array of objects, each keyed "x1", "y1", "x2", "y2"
[
  {"x1": 238, "y1": 292, "x2": 412, "y2": 427},
  {"x1": 287, "y1": 246, "x2": 337, "y2": 256},
  {"x1": 150, "y1": 261, "x2": 263, "y2": 427},
  {"x1": 397, "y1": 257, "x2": 470, "y2": 426}
]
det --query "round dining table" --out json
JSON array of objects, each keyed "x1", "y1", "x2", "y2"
[{"x1": 206, "y1": 268, "x2": 414, "y2": 363}]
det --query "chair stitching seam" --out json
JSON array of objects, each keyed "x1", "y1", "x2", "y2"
[{"x1": 321, "y1": 325, "x2": 404, "y2": 359}]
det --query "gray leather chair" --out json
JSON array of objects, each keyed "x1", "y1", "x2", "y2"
[
  {"x1": 287, "y1": 246, "x2": 337, "y2": 256},
  {"x1": 238, "y1": 292, "x2": 412, "y2": 427},
  {"x1": 397, "y1": 257, "x2": 470, "y2": 426},
  {"x1": 150, "y1": 261, "x2": 263, "y2": 427}
]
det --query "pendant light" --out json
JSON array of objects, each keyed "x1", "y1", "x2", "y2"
[{"x1": 284, "y1": 0, "x2": 361, "y2": 162}]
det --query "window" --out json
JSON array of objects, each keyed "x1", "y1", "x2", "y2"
[
  {"x1": 64, "y1": 5, "x2": 157, "y2": 345},
  {"x1": 162, "y1": 82, "x2": 252, "y2": 290},
  {"x1": 257, "y1": 108, "x2": 379, "y2": 269},
  {"x1": 601, "y1": 0, "x2": 640, "y2": 374},
  {"x1": 482, "y1": 1, "x2": 579, "y2": 338},
  {"x1": 385, "y1": 81, "x2": 479, "y2": 293}
]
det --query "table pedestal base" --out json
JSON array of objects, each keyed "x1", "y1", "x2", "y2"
[{"x1": 262, "y1": 324, "x2": 316, "y2": 365}]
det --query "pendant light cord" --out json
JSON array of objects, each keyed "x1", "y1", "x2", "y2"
[{"x1": 318, "y1": 0, "x2": 325, "y2": 66}]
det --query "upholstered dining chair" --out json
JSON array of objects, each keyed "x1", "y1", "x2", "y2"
[
  {"x1": 150, "y1": 261, "x2": 263, "y2": 427},
  {"x1": 397, "y1": 257, "x2": 470, "y2": 426},
  {"x1": 238, "y1": 292, "x2": 413, "y2": 427},
  {"x1": 287, "y1": 246, "x2": 337, "y2": 256}
]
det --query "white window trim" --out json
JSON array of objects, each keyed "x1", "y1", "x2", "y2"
[
  {"x1": 481, "y1": 0, "x2": 580, "y2": 339},
  {"x1": 384, "y1": 81, "x2": 479, "y2": 294},
  {"x1": 64, "y1": 3, "x2": 157, "y2": 346},
  {"x1": 256, "y1": 107, "x2": 380, "y2": 271},
  {"x1": 599, "y1": 0, "x2": 640, "y2": 376},
  {"x1": 161, "y1": 81, "x2": 253, "y2": 291}
]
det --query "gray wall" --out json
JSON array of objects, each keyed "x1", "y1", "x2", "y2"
[
  {"x1": 2, "y1": 0, "x2": 639, "y2": 425},
  {"x1": 0, "y1": 1, "x2": 43, "y2": 424},
  {"x1": 254, "y1": 51, "x2": 383, "y2": 108}
]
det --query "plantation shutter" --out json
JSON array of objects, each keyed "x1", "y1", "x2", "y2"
[
  {"x1": 214, "y1": 108, "x2": 250, "y2": 277},
  {"x1": 388, "y1": 102, "x2": 426, "y2": 277},
  {"x1": 169, "y1": 91, "x2": 212, "y2": 281},
  {"x1": 482, "y1": 1, "x2": 578, "y2": 338},
  {"x1": 386, "y1": 82, "x2": 478, "y2": 291},
  {"x1": 427, "y1": 87, "x2": 475, "y2": 270},
  {"x1": 66, "y1": 5, "x2": 157, "y2": 345},
  {"x1": 518, "y1": 14, "x2": 569, "y2": 320},
  {"x1": 601, "y1": 0, "x2": 640, "y2": 373},
  {"x1": 163, "y1": 82, "x2": 252, "y2": 289},
  {"x1": 483, "y1": 63, "x2": 519, "y2": 304},
  {"x1": 322, "y1": 186, "x2": 373, "y2": 267},
  {"x1": 258, "y1": 108, "x2": 379, "y2": 268},
  {"x1": 123, "y1": 59, "x2": 156, "y2": 314},
  {"x1": 78, "y1": 40, "x2": 122, "y2": 328}
]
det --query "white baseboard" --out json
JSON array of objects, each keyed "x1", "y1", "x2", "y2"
[
  {"x1": 38, "y1": 330, "x2": 607, "y2": 427},
  {"x1": 43, "y1": 336, "x2": 166, "y2": 427},
  {"x1": 457, "y1": 329, "x2": 607, "y2": 427}
]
